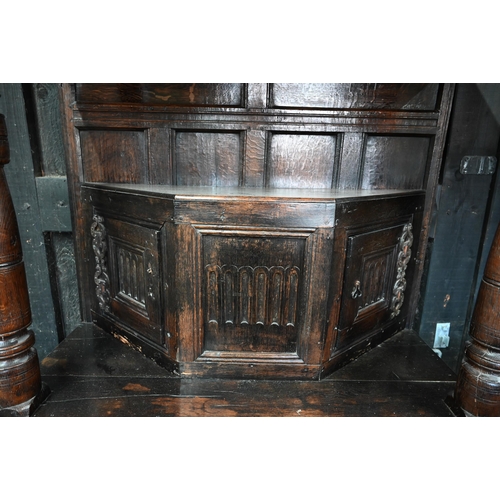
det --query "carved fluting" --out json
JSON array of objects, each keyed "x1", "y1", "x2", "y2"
[
  {"x1": 90, "y1": 214, "x2": 110, "y2": 312},
  {"x1": 117, "y1": 246, "x2": 146, "y2": 304},
  {"x1": 205, "y1": 265, "x2": 300, "y2": 327},
  {"x1": 390, "y1": 223, "x2": 413, "y2": 318},
  {"x1": 362, "y1": 253, "x2": 389, "y2": 307}
]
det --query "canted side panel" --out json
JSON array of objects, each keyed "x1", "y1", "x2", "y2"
[
  {"x1": 80, "y1": 129, "x2": 149, "y2": 183},
  {"x1": 334, "y1": 220, "x2": 414, "y2": 352},
  {"x1": 267, "y1": 133, "x2": 338, "y2": 188},
  {"x1": 76, "y1": 83, "x2": 245, "y2": 107},
  {"x1": 202, "y1": 232, "x2": 306, "y2": 354},
  {"x1": 360, "y1": 135, "x2": 432, "y2": 190},
  {"x1": 90, "y1": 213, "x2": 163, "y2": 346},
  {"x1": 270, "y1": 83, "x2": 440, "y2": 111},
  {"x1": 174, "y1": 131, "x2": 242, "y2": 186}
]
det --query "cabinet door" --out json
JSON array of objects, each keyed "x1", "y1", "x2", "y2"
[
  {"x1": 91, "y1": 213, "x2": 163, "y2": 346},
  {"x1": 335, "y1": 220, "x2": 414, "y2": 350}
]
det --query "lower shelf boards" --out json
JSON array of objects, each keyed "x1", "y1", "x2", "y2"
[{"x1": 33, "y1": 323, "x2": 458, "y2": 417}]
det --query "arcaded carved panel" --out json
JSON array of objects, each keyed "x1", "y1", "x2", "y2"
[
  {"x1": 205, "y1": 265, "x2": 300, "y2": 327},
  {"x1": 201, "y1": 229, "x2": 308, "y2": 354},
  {"x1": 114, "y1": 242, "x2": 147, "y2": 308},
  {"x1": 175, "y1": 131, "x2": 241, "y2": 186},
  {"x1": 268, "y1": 133, "x2": 337, "y2": 188}
]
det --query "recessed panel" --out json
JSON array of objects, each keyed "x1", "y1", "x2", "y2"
[
  {"x1": 271, "y1": 83, "x2": 440, "y2": 110},
  {"x1": 268, "y1": 133, "x2": 337, "y2": 188},
  {"x1": 175, "y1": 131, "x2": 241, "y2": 186},
  {"x1": 202, "y1": 232, "x2": 306, "y2": 353},
  {"x1": 361, "y1": 135, "x2": 431, "y2": 190},
  {"x1": 80, "y1": 129, "x2": 148, "y2": 183},
  {"x1": 76, "y1": 83, "x2": 244, "y2": 107},
  {"x1": 91, "y1": 214, "x2": 162, "y2": 345}
]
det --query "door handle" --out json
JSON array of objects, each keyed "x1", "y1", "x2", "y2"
[{"x1": 351, "y1": 280, "x2": 362, "y2": 299}]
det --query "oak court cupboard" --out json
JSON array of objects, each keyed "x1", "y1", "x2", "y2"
[{"x1": 60, "y1": 83, "x2": 455, "y2": 379}]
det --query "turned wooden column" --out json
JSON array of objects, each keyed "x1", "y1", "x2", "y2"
[
  {"x1": 0, "y1": 114, "x2": 48, "y2": 416},
  {"x1": 455, "y1": 220, "x2": 500, "y2": 416}
]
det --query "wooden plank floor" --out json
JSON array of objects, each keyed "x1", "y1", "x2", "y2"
[{"x1": 33, "y1": 324, "x2": 459, "y2": 417}]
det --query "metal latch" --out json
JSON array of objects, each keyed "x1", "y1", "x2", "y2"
[{"x1": 460, "y1": 156, "x2": 497, "y2": 175}]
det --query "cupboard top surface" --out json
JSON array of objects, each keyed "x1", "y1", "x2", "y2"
[{"x1": 83, "y1": 182, "x2": 424, "y2": 203}]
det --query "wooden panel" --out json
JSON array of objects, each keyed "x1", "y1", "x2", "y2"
[
  {"x1": 271, "y1": 83, "x2": 440, "y2": 110},
  {"x1": 268, "y1": 133, "x2": 337, "y2": 188},
  {"x1": 174, "y1": 131, "x2": 241, "y2": 186},
  {"x1": 76, "y1": 83, "x2": 244, "y2": 107},
  {"x1": 35, "y1": 325, "x2": 457, "y2": 417},
  {"x1": 202, "y1": 232, "x2": 306, "y2": 353},
  {"x1": 91, "y1": 214, "x2": 163, "y2": 346},
  {"x1": 336, "y1": 223, "x2": 407, "y2": 350},
  {"x1": 80, "y1": 129, "x2": 148, "y2": 183},
  {"x1": 361, "y1": 135, "x2": 431, "y2": 189}
]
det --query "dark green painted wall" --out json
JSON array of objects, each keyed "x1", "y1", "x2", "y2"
[{"x1": 0, "y1": 83, "x2": 79, "y2": 359}]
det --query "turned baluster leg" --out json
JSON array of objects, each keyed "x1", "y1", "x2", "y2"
[
  {"x1": 455, "y1": 220, "x2": 500, "y2": 416},
  {"x1": 0, "y1": 114, "x2": 49, "y2": 416}
]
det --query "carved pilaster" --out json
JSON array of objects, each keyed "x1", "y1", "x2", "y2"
[
  {"x1": 91, "y1": 214, "x2": 110, "y2": 313},
  {"x1": 391, "y1": 222, "x2": 413, "y2": 318}
]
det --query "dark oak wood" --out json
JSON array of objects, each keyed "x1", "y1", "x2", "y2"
[
  {"x1": 0, "y1": 114, "x2": 49, "y2": 416},
  {"x1": 60, "y1": 84, "x2": 455, "y2": 380},
  {"x1": 33, "y1": 324, "x2": 457, "y2": 417},
  {"x1": 455, "y1": 221, "x2": 500, "y2": 416},
  {"x1": 80, "y1": 183, "x2": 424, "y2": 379}
]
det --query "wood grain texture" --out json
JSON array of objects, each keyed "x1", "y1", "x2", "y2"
[
  {"x1": 271, "y1": 83, "x2": 440, "y2": 110},
  {"x1": 268, "y1": 133, "x2": 337, "y2": 188},
  {"x1": 361, "y1": 135, "x2": 431, "y2": 190},
  {"x1": 33, "y1": 324, "x2": 457, "y2": 417},
  {"x1": 456, "y1": 221, "x2": 500, "y2": 416},
  {"x1": 76, "y1": 83, "x2": 244, "y2": 107},
  {"x1": 80, "y1": 129, "x2": 148, "y2": 183},
  {"x1": 59, "y1": 84, "x2": 455, "y2": 379},
  {"x1": 175, "y1": 131, "x2": 242, "y2": 186},
  {"x1": 0, "y1": 113, "x2": 43, "y2": 409}
]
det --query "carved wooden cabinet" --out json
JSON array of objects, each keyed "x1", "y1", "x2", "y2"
[
  {"x1": 61, "y1": 83, "x2": 454, "y2": 379},
  {"x1": 81, "y1": 184, "x2": 423, "y2": 378}
]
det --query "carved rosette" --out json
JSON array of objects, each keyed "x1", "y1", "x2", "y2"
[
  {"x1": 390, "y1": 222, "x2": 413, "y2": 318},
  {"x1": 90, "y1": 214, "x2": 110, "y2": 312}
]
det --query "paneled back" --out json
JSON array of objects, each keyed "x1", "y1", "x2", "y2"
[{"x1": 61, "y1": 83, "x2": 455, "y2": 322}]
